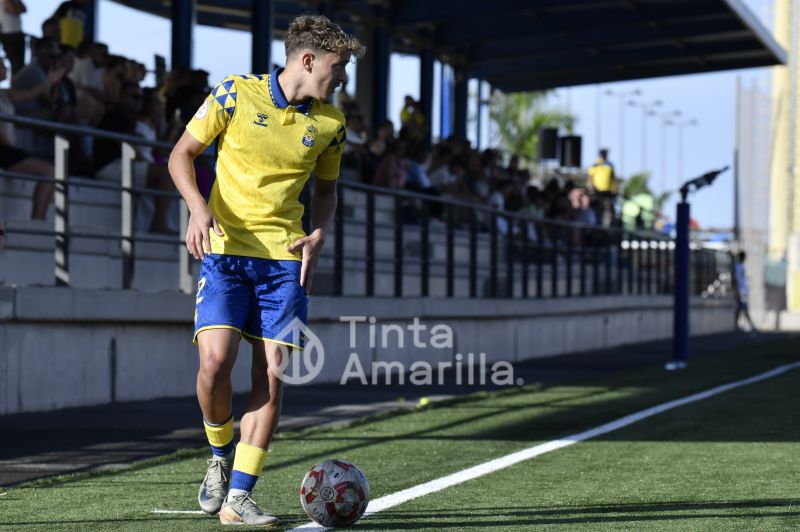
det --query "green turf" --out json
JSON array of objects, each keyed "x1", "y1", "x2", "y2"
[{"x1": 1, "y1": 338, "x2": 798, "y2": 531}]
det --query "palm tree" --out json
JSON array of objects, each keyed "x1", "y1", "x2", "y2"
[{"x1": 489, "y1": 91, "x2": 575, "y2": 161}]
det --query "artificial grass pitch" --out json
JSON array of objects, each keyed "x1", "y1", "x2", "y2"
[{"x1": 1, "y1": 338, "x2": 799, "y2": 531}]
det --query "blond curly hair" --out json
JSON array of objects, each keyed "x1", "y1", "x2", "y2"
[{"x1": 285, "y1": 15, "x2": 366, "y2": 60}]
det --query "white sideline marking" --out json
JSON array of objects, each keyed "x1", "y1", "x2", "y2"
[
  {"x1": 288, "y1": 360, "x2": 800, "y2": 531},
  {"x1": 150, "y1": 510, "x2": 205, "y2": 515}
]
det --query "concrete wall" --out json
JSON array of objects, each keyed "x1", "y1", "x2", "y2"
[{"x1": 0, "y1": 286, "x2": 735, "y2": 415}]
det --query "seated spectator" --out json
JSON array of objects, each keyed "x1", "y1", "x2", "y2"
[
  {"x1": 0, "y1": 0, "x2": 26, "y2": 75},
  {"x1": 103, "y1": 54, "x2": 128, "y2": 105},
  {"x1": 93, "y1": 82, "x2": 173, "y2": 233},
  {"x1": 0, "y1": 59, "x2": 57, "y2": 220},
  {"x1": 368, "y1": 119, "x2": 394, "y2": 165},
  {"x1": 41, "y1": 17, "x2": 60, "y2": 42},
  {"x1": 11, "y1": 38, "x2": 65, "y2": 121},
  {"x1": 342, "y1": 113, "x2": 369, "y2": 179},
  {"x1": 11, "y1": 38, "x2": 67, "y2": 157},
  {"x1": 70, "y1": 41, "x2": 108, "y2": 125},
  {"x1": 374, "y1": 140, "x2": 407, "y2": 189}
]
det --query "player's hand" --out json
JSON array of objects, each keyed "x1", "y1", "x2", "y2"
[
  {"x1": 288, "y1": 228, "x2": 326, "y2": 294},
  {"x1": 186, "y1": 203, "x2": 223, "y2": 260}
]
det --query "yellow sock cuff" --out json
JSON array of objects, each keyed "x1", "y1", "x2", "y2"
[
  {"x1": 232, "y1": 442, "x2": 268, "y2": 476},
  {"x1": 203, "y1": 416, "x2": 234, "y2": 449}
]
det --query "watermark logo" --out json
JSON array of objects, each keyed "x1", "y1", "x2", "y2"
[
  {"x1": 272, "y1": 317, "x2": 326, "y2": 385},
  {"x1": 271, "y1": 316, "x2": 521, "y2": 387}
]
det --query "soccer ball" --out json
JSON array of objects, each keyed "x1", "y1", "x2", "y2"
[{"x1": 300, "y1": 459, "x2": 370, "y2": 527}]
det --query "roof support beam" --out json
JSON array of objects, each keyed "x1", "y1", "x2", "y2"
[
  {"x1": 252, "y1": 0, "x2": 273, "y2": 73},
  {"x1": 171, "y1": 0, "x2": 195, "y2": 69}
]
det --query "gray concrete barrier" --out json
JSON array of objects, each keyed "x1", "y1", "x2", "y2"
[{"x1": 0, "y1": 286, "x2": 735, "y2": 415}]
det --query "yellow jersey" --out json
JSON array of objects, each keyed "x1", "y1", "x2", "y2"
[
  {"x1": 186, "y1": 69, "x2": 346, "y2": 260},
  {"x1": 587, "y1": 158, "x2": 615, "y2": 193}
]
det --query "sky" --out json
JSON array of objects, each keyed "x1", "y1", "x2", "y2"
[{"x1": 17, "y1": 0, "x2": 777, "y2": 230}]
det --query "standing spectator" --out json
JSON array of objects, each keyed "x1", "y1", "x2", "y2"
[
  {"x1": 0, "y1": 58, "x2": 58, "y2": 220},
  {"x1": 733, "y1": 251, "x2": 759, "y2": 334},
  {"x1": 587, "y1": 148, "x2": 616, "y2": 226},
  {"x1": 94, "y1": 82, "x2": 173, "y2": 233},
  {"x1": 51, "y1": 0, "x2": 86, "y2": 49},
  {"x1": 399, "y1": 95, "x2": 426, "y2": 142},
  {"x1": 0, "y1": 0, "x2": 25, "y2": 75}
]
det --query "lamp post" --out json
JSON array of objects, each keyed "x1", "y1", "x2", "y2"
[
  {"x1": 658, "y1": 110, "x2": 681, "y2": 194},
  {"x1": 628, "y1": 99, "x2": 662, "y2": 174},
  {"x1": 604, "y1": 88, "x2": 641, "y2": 176},
  {"x1": 667, "y1": 118, "x2": 698, "y2": 187},
  {"x1": 668, "y1": 166, "x2": 729, "y2": 370}
]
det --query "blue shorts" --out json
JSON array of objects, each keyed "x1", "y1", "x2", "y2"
[{"x1": 194, "y1": 254, "x2": 308, "y2": 349}]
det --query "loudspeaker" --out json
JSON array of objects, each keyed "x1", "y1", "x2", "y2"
[
  {"x1": 538, "y1": 128, "x2": 558, "y2": 160},
  {"x1": 560, "y1": 135, "x2": 582, "y2": 167}
]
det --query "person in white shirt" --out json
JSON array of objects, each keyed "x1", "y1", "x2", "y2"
[{"x1": 0, "y1": 0, "x2": 25, "y2": 74}]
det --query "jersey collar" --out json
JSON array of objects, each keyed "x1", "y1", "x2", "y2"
[{"x1": 269, "y1": 68, "x2": 312, "y2": 115}]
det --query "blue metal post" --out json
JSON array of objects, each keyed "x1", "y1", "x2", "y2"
[
  {"x1": 440, "y1": 63, "x2": 451, "y2": 139},
  {"x1": 420, "y1": 47, "x2": 434, "y2": 147},
  {"x1": 171, "y1": 0, "x2": 194, "y2": 69},
  {"x1": 454, "y1": 69, "x2": 468, "y2": 141},
  {"x1": 671, "y1": 199, "x2": 690, "y2": 369},
  {"x1": 83, "y1": 0, "x2": 97, "y2": 43},
  {"x1": 371, "y1": 21, "x2": 389, "y2": 133},
  {"x1": 252, "y1": 0, "x2": 273, "y2": 73}
]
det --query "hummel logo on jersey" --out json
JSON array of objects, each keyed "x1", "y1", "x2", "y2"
[{"x1": 253, "y1": 113, "x2": 269, "y2": 127}]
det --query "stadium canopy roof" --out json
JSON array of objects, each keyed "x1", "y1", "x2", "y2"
[{"x1": 111, "y1": 0, "x2": 785, "y2": 92}]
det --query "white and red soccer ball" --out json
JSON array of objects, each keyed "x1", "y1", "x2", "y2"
[{"x1": 300, "y1": 459, "x2": 370, "y2": 527}]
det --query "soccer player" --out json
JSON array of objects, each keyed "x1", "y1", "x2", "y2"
[{"x1": 168, "y1": 15, "x2": 364, "y2": 527}]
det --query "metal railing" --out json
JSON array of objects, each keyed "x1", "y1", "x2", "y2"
[{"x1": 0, "y1": 112, "x2": 725, "y2": 298}]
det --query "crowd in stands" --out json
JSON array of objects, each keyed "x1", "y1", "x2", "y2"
[
  {"x1": 0, "y1": 0, "x2": 210, "y2": 232},
  {"x1": 339, "y1": 94, "x2": 625, "y2": 245},
  {"x1": 0, "y1": 2, "x2": 644, "y2": 242}
]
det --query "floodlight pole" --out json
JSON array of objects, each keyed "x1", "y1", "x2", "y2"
[
  {"x1": 670, "y1": 187, "x2": 691, "y2": 370},
  {"x1": 668, "y1": 166, "x2": 728, "y2": 370}
]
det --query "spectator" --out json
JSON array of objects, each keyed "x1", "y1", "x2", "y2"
[
  {"x1": 41, "y1": 17, "x2": 60, "y2": 42},
  {"x1": 342, "y1": 113, "x2": 369, "y2": 179},
  {"x1": 11, "y1": 39, "x2": 66, "y2": 120},
  {"x1": 374, "y1": 140, "x2": 407, "y2": 189},
  {"x1": 399, "y1": 95, "x2": 426, "y2": 142},
  {"x1": 51, "y1": 0, "x2": 86, "y2": 48},
  {"x1": 102, "y1": 54, "x2": 128, "y2": 105},
  {"x1": 733, "y1": 251, "x2": 759, "y2": 334},
  {"x1": 0, "y1": 0, "x2": 25, "y2": 74},
  {"x1": 11, "y1": 38, "x2": 67, "y2": 157},
  {"x1": 70, "y1": 41, "x2": 108, "y2": 125},
  {"x1": 587, "y1": 148, "x2": 616, "y2": 226},
  {"x1": 93, "y1": 82, "x2": 173, "y2": 233},
  {"x1": 0, "y1": 58, "x2": 58, "y2": 220},
  {"x1": 368, "y1": 119, "x2": 394, "y2": 162}
]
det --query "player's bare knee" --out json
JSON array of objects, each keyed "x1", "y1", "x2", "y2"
[{"x1": 199, "y1": 351, "x2": 234, "y2": 383}]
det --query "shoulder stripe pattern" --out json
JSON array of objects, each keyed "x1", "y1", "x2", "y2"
[{"x1": 211, "y1": 79, "x2": 237, "y2": 118}]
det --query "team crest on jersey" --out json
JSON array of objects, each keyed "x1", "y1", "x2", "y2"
[
  {"x1": 253, "y1": 113, "x2": 269, "y2": 127},
  {"x1": 194, "y1": 100, "x2": 209, "y2": 120},
  {"x1": 302, "y1": 125, "x2": 318, "y2": 147}
]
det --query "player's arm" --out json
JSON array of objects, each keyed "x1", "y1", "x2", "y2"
[
  {"x1": 288, "y1": 178, "x2": 337, "y2": 293},
  {"x1": 169, "y1": 77, "x2": 235, "y2": 260},
  {"x1": 168, "y1": 131, "x2": 223, "y2": 260},
  {"x1": 288, "y1": 125, "x2": 346, "y2": 292}
]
